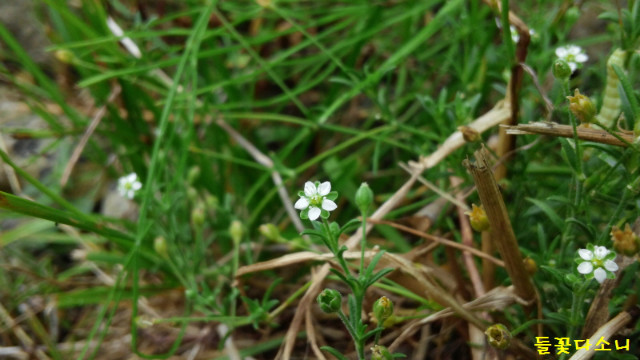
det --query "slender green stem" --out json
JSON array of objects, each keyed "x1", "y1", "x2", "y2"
[{"x1": 360, "y1": 215, "x2": 367, "y2": 275}]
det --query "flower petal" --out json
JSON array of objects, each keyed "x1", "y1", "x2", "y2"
[
  {"x1": 556, "y1": 47, "x2": 568, "y2": 58},
  {"x1": 322, "y1": 199, "x2": 337, "y2": 211},
  {"x1": 604, "y1": 260, "x2": 619, "y2": 272},
  {"x1": 294, "y1": 197, "x2": 309, "y2": 210},
  {"x1": 593, "y1": 268, "x2": 607, "y2": 283},
  {"x1": 304, "y1": 181, "x2": 317, "y2": 196},
  {"x1": 308, "y1": 206, "x2": 321, "y2": 221},
  {"x1": 594, "y1": 246, "x2": 609, "y2": 260},
  {"x1": 317, "y1": 181, "x2": 331, "y2": 196},
  {"x1": 132, "y1": 182, "x2": 142, "y2": 190},
  {"x1": 577, "y1": 262, "x2": 593, "y2": 274},
  {"x1": 578, "y1": 249, "x2": 593, "y2": 261},
  {"x1": 575, "y1": 54, "x2": 588, "y2": 63}
]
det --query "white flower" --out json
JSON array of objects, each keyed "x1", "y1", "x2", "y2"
[
  {"x1": 555, "y1": 45, "x2": 588, "y2": 72},
  {"x1": 117, "y1": 173, "x2": 142, "y2": 199},
  {"x1": 294, "y1": 181, "x2": 338, "y2": 221},
  {"x1": 577, "y1": 246, "x2": 619, "y2": 283}
]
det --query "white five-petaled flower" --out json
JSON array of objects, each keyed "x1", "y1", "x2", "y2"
[
  {"x1": 294, "y1": 181, "x2": 338, "y2": 221},
  {"x1": 577, "y1": 246, "x2": 619, "y2": 284},
  {"x1": 555, "y1": 45, "x2": 588, "y2": 72},
  {"x1": 117, "y1": 173, "x2": 142, "y2": 199}
]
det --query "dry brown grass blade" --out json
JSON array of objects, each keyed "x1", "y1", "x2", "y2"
[
  {"x1": 236, "y1": 250, "x2": 378, "y2": 277},
  {"x1": 0, "y1": 303, "x2": 50, "y2": 360},
  {"x1": 569, "y1": 307, "x2": 640, "y2": 360},
  {"x1": 502, "y1": 122, "x2": 636, "y2": 147},
  {"x1": 216, "y1": 119, "x2": 305, "y2": 233},
  {"x1": 388, "y1": 286, "x2": 522, "y2": 352},
  {"x1": 368, "y1": 219, "x2": 505, "y2": 268},
  {"x1": 581, "y1": 256, "x2": 636, "y2": 339},
  {"x1": 463, "y1": 147, "x2": 536, "y2": 305},
  {"x1": 60, "y1": 84, "x2": 121, "y2": 187}
]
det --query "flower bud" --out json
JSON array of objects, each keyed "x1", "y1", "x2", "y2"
[
  {"x1": 370, "y1": 345, "x2": 393, "y2": 360},
  {"x1": 523, "y1": 257, "x2": 538, "y2": 275},
  {"x1": 485, "y1": 323, "x2": 511, "y2": 350},
  {"x1": 373, "y1": 296, "x2": 394, "y2": 326},
  {"x1": 153, "y1": 236, "x2": 169, "y2": 258},
  {"x1": 55, "y1": 49, "x2": 73, "y2": 64},
  {"x1": 187, "y1": 166, "x2": 201, "y2": 185},
  {"x1": 553, "y1": 59, "x2": 572, "y2": 80},
  {"x1": 191, "y1": 206, "x2": 205, "y2": 226},
  {"x1": 230, "y1": 220, "x2": 243, "y2": 244},
  {"x1": 466, "y1": 204, "x2": 490, "y2": 232},
  {"x1": 205, "y1": 194, "x2": 219, "y2": 209},
  {"x1": 187, "y1": 187, "x2": 199, "y2": 202},
  {"x1": 259, "y1": 223, "x2": 280, "y2": 241},
  {"x1": 611, "y1": 223, "x2": 639, "y2": 257},
  {"x1": 317, "y1": 289, "x2": 342, "y2": 314},
  {"x1": 355, "y1": 182, "x2": 374, "y2": 215},
  {"x1": 567, "y1": 89, "x2": 596, "y2": 125}
]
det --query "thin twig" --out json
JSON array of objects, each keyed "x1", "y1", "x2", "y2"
[
  {"x1": 60, "y1": 84, "x2": 121, "y2": 187},
  {"x1": 502, "y1": 122, "x2": 636, "y2": 147},
  {"x1": 216, "y1": 119, "x2": 304, "y2": 233}
]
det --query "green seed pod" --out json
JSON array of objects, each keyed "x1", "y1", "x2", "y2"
[
  {"x1": 317, "y1": 289, "x2": 342, "y2": 314},
  {"x1": 187, "y1": 166, "x2": 201, "y2": 185},
  {"x1": 466, "y1": 204, "x2": 490, "y2": 232},
  {"x1": 259, "y1": 223, "x2": 280, "y2": 241},
  {"x1": 567, "y1": 89, "x2": 596, "y2": 125},
  {"x1": 373, "y1": 296, "x2": 394, "y2": 326},
  {"x1": 230, "y1": 220, "x2": 243, "y2": 244},
  {"x1": 153, "y1": 236, "x2": 169, "y2": 259},
  {"x1": 553, "y1": 59, "x2": 572, "y2": 80},
  {"x1": 355, "y1": 182, "x2": 374, "y2": 215},
  {"x1": 485, "y1": 323, "x2": 511, "y2": 350},
  {"x1": 370, "y1": 345, "x2": 393, "y2": 360}
]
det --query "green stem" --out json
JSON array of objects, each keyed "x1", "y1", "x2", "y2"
[
  {"x1": 360, "y1": 214, "x2": 367, "y2": 276},
  {"x1": 322, "y1": 218, "x2": 351, "y2": 276}
]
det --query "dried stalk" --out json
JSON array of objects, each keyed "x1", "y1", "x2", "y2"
[
  {"x1": 569, "y1": 307, "x2": 640, "y2": 360},
  {"x1": 502, "y1": 122, "x2": 636, "y2": 147},
  {"x1": 462, "y1": 147, "x2": 536, "y2": 304}
]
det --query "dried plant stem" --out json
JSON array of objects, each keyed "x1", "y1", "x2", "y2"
[
  {"x1": 569, "y1": 307, "x2": 640, "y2": 360},
  {"x1": 502, "y1": 122, "x2": 636, "y2": 147},
  {"x1": 463, "y1": 147, "x2": 536, "y2": 304}
]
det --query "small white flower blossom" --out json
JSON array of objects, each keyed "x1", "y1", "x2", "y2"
[
  {"x1": 555, "y1": 45, "x2": 588, "y2": 72},
  {"x1": 577, "y1": 245, "x2": 619, "y2": 284},
  {"x1": 294, "y1": 181, "x2": 337, "y2": 221},
  {"x1": 117, "y1": 173, "x2": 142, "y2": 199}
]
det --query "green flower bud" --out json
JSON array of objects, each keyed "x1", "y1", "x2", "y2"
[
  {"x1": 485, "y1": 323, "x2": 511, "y2": 350},
  {"x1": 370, "y1": 345, "x2": 393, "y2": 360},
  {"x1": 187, "y1": 166, "x2": 201, "y2": 185},
  {"x1": 230, "y1": 220, "x2": 243, "y2": 244},
  {"x1": 567, "y1": 89, "x2": 596, "y2": 125},
  {"x1": 205, "y1": 194, "x2": 219, "y2": 209},
  {"x1": 185, "y1": 289, "x2": 197, "y2": 301},
  {"x1": 187, "y1": 187, "x2": 199, "y2": 202},
  {"x1": 465, "y1": 204, "x2": 490, "y2": 232},
  {"x1": 317, "y1": 288, "x2": 342, "y2": 314},
  {"x1": 553, "y1": 59, "x2": 572, "y2": 80},
  {"x1": 191, "y1": 206, "x2": 205, "y2": 226},
  {"x1": 153, "y1": 236, "x2": 169, "y2": 258},
  {"x1": 355, "y1": 182, "x2": 374, "y2": 215},
  {"x1": 373, "y1": 296, "x2": 394, "y2": 326},
  {"x1": 259, "y1": 223, "x2": 280, "y2": 241}
]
